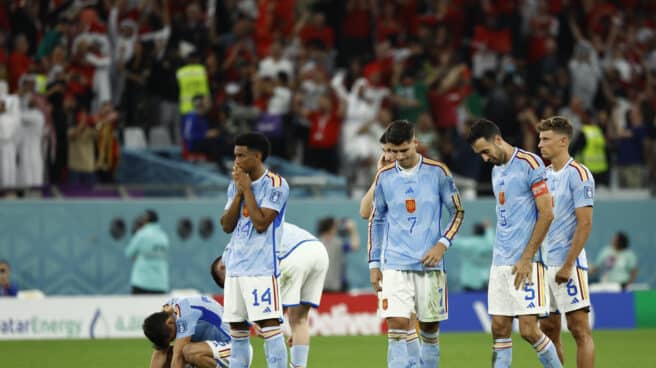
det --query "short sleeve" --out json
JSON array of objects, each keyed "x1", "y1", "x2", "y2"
[
  {"x1": 570, "y1": 170, "x2": 595, "y2": 208},
  {"x1": 260, "y1": 177, "x2": 289, "y2": 213},
  {"x1": 223, "y1": 182, "x2": 237, "y2": 210},
  {"x1": 528, "y1": 162, "x2": 547, "y2": 187},
  {"x1": 174, "y1": 299, "x2": 198, "y2": 339}
]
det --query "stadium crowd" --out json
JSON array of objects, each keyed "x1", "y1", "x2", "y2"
[{"x1": 0, "y1": 0, "x2": 655, "y2": 195}]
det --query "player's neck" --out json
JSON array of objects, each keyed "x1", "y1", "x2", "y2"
[
  {"x1": 399, "y1": 153, "x2": 420, "y2": 170},
  {"x1": 249, "y1": 165, "x2": 266, "y2": 181},
  {"x1": 501, "y1": 143, "x2": 515, "y2": 165},
  {"x1": 551, "y1": 152, "x2": 571, "y2": 171}
]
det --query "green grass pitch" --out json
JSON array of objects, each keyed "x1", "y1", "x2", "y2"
[{"x1": 1, "y1": 329, "x2": 655, "y2": 367}]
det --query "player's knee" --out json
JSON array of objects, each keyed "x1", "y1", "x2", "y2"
[
  {"x1": 568, "y1": 321, "x2": 592, "y2": 342},
  {"x1": 491, "y1": 320, "x2": 512, "y2": 339},
  {"x1": 540, "y1": 319, "x2": 560, "y2": 340},
  {"x1": 518, "y1": 320, "x2": 540, "y2": 343},
  {"x1": 182, "y1": 344, "x2": 198, "y2": 363},
  {"x1": 418, "y1": 321, "x2": 439, "y2": 334}
]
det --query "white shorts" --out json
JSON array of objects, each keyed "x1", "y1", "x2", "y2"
[
  {"x1": 488, "y1": 263, "x2": 549, "y2": 316},
  {"x1": 279, "y1": 240, "x2": 329, "y2": 308},
  {"x1": 223, "y1": 275, "x2": 283, "y2": 323},
  {"x1": 547, "y1": 265, "x2": 591, "y2": 314},
  {"x1": 204, "y1": 340, "x2": 253, "y2": 368},
  {"x1": 379, "y1": 269, "x2": 448, "y2": 322}
]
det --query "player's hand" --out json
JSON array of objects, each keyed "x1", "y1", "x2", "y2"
[
  {"x1": 512, "y1": 258, "x2": 532, "y2": 290},
  {"x1": 232, "y1": 165, "x2": 251, "y2": 193},
  {"x1": 555, "y1": 264, "x2": 573, "y2": 285},
  {"x1": 422, "y1": 243, "x2": 447, "y2": 267},
  {"x1": 370, "y1": 268, "x2": 383, "y2": 292}
]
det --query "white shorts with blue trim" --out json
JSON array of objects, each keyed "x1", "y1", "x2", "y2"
[
  {"x1": 546, "y1": 265, "x2": 591, "y2": 314},
  {"x1": 223, "y1": 275, "x2": 283, "y2": 323},
  {"x1": 278, "y1": 240, "x2": 329, "y2": 308},
  {"x1": 487, "y1": 263, "x2": 549, "y2": 316},
  {"x1": 380, "y1": 269, "x2": 448, "y2": 322}
]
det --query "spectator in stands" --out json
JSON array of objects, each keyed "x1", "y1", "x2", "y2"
[
  {"x1": 125, "y1": 209, "x2": 170, "y2": 294},
  {"x1": 122, "y1": 40, "x2": 150, "y2": 128},
  {"x1": 180, "y1": 95, "x2": 232, "y2": 173},
  {"x1": 16, "y1": 74, "x2": 46, "y2": 189},
  {"x1": 0, "y1": 80, "x2": 20, "y2": 193},
  {"x1": 0, "y1": 259, "x2": 18, "y2": 297},
  {"x1": 616, "y1": 106, "x2": 649, "y2": 188},
  {"x1": 7, "y1": 33, "x2": 33, "y2": 92},
  {"x1": 303, "y1": 91, "x2": 344, "y2": 174},
  {"x1": 590, "y1": 232, "x2": 639, "y2": 290},
  {"x1": 95, "y1": 102, "x2": 120, "y2": 183},
  {"x1": 457, "y1": 221, "x2": 494, "y2": 292},
  {"x1": 67, "y1": 106, "x2": 97, "y2": 186},
  {"x1": 318, "y1": 217, "x2": 360, "y2": 292}
]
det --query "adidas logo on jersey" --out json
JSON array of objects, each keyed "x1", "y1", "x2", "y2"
[
  {"x1": 526, "y1": 302, "x2": 536, "y2": 308},
  {"x1": 571, "y1": 297, "x2": 580, "y2": 304},
  {"x1": 406, "y1": 187, "x2": 415, "y2": 195},
  {"x1": 263, "y1": 307, "x2": 272, "y2": 313}
]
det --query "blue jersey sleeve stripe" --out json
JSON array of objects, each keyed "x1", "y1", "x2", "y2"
[
  {"x1": 423, "y1": 158, "x2": 451, "y2": 176},
  {"x1": 516, "y1": 152, "x2": 540, "y2": 169},
  {"x1": 444, "y1": 194, "x2": 464, "y2": 240}
]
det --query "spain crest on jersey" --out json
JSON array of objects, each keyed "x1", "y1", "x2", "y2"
[
  {"x1": 405, "y1": 199, "x2": 416, "y2": 213},
  {"x1": 499, "y1": 191, "x2": 506, "y2": 205}
]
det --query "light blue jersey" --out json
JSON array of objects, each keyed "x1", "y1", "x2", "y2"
[
  {"x1": 369, "y1": 156, "x2": 464, "y2": 271},
  {"x1": 544, "y1": 158, "x2": 594, "y2": 268},
  {"x1": 492, "y1": 148, "x2": 548, "y2": 266},
  {"x1": 164, "y1": 296, "x2": 231, "y2": 343},
  {"x1": 223, "y1": 170, "x2": 289, "y2": 277},
  {"x1": 278, "y1": 222, "x2": 318, "y2": 260}
]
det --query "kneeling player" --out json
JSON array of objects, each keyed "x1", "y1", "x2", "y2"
[{"x1": 143, "y1": 295, "x2": 252, "y2": 368}]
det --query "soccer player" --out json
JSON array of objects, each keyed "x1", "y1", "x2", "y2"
[
  {"x1": 467, "y1": 119, "x2": 562, "y2": 368},
  {"x1": 536, "y1": 116, "x2": 596, "y2": 367},
  {"x1": 142, "y1": 295, "x2": 250, "y2": 368},
  {"x1": 369, "y1": 120, "x2": 465, "y2": 368},
  {"x1": 220, "y1": 132, "x2": 289, "y2": 368},
  {"x1": 360, "y1": 130, "x2": 423, "y2": 368},
  {"x1": 212, "y1": 221, "x2": 329, "y2": 368}
]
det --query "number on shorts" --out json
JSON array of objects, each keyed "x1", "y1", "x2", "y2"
[
  {"x1": 566, "y1": 279, "x2": 578, "y2": 296},
  {"x1": 524, "y1": 283, "x2": 535, "y2": 301},
  {"x1": 252, "y1": 287, "x2": 273, "y2": 306},
  {"x1": 408, "y1": 216, "x2": 417, "y2": 233}
]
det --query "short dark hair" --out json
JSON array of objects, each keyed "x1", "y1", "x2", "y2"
[
  {"x1": 0, "y1": 259, "x2": 8, "y2": 268},
  {"x1": 317, "y1": 217, "x2": 336, "y2": 235},
  {"x1": 210, "y1": 256, "x2": 224, "y2": 289},
  {"x1": 385, "y1": 120, "x2": 414, "y2": 145},
  {"x1": 467, "y1": 119, "x2": 501, "y2": 145},
  {"x1": 616, "y1": 232, "x2": 629, "y2": 250},
  {"x1": 234, "y1": 133, "x2": 271, "y2": 162},
  {"x1": 537, "y1": 116, "x2": 573, "y2": 139},
  {"x1": 143, "y1": 312, "x2": 172, "y2": 350},
  {"x1": 379, "y1": 130, "x2": 389, "y2": 144},
  {"x1": 144, "y1": 209, "x2": 159, "y2": 223}
]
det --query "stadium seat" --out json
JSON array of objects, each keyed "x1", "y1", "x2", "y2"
[
  {"x1": 124, "y1": 127, "x2": 147, "y2": 150},
  {"x1": 148, "y1": 126, "x2": 172, "y2": 148}
]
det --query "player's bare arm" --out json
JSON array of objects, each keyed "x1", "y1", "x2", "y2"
[
  {"x1": 556, "y1": 206, "x2": 593, "y2": 284},
  {"x1": 513, "y1": 191, "x2": 554, "y2": 289},
  {"x1": 149, "y1": 348, "x2": 171, "y2": 368},
  {"x1": 170, "y1": 336, "x2": 192, "y2": 368},
  {"x1": 359, "y1": 153, "x2": 391, "y2": 219}
]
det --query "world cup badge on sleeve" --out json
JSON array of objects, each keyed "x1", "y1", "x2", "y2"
[{"x1": 405, "y1": 199, "x2": 416, "y2": 213}]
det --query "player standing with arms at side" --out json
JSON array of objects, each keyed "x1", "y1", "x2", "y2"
[
  {"x1": 361, "y1": 130, "x2": 423, "y2": 368},
  {"x1": 220, "y1": 133, "x2": 289, "y2": 368},
  {"x1": 467, "y1": 119, "x2": 562, "y2": 368},
  {"x1": 369, "y1": 120, "x2": 465, "y2": 368},
  {"x1": 536, "y1": 116, "x2": 595, "y2": 367}
]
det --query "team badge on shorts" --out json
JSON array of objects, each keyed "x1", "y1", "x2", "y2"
[
  {"x1": 405, "y1": 199, "x2": 416, "y2": 213},
  {"x1": 382, "y1": 298, "x2": 389, "y2": 310}
]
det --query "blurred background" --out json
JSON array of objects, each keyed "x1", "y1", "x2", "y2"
[{"x1": 1, "y1": 0, "x2": 655, "y2": 337}]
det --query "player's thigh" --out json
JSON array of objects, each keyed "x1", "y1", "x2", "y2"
[
  {"x1": 380, "y1": 269, "x2": 414, "y2": 319},
  {"x1": 414, "y1": 270, "x2": 448, "y2": 322},
  {"x1": 239, "y1": 275, "x2": 284, "y2": 322},
  {"x1": 547, "y1": 266, "x2": 591, "y2": 314},
  {"x1": 223, "y1": 276, "x2": 248, "y2": 323},
  {"x1": 488, "y1": 264, "x2": 549, "y2": 316},
  {"x1": 300, "y1": 243, "x2": 329, "y2": 307}
]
